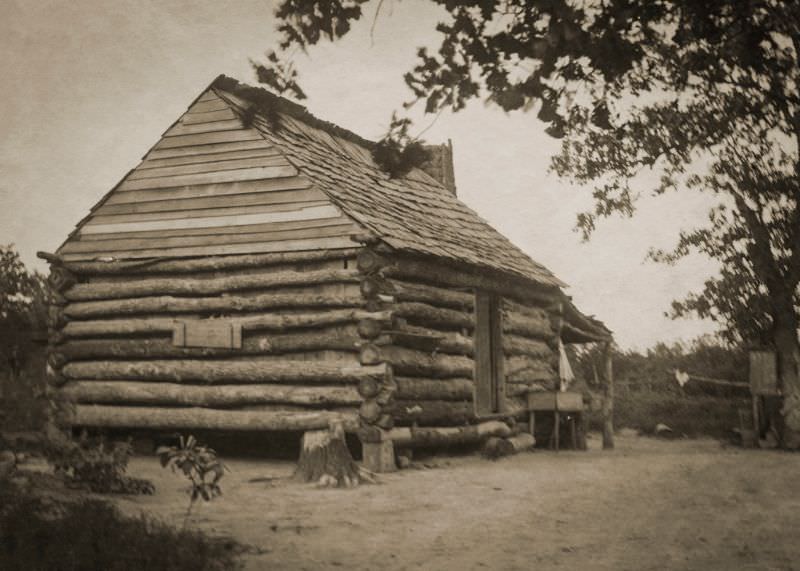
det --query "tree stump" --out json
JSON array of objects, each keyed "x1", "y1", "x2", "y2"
[{"x1": 294, "y1": 420, "x2": 373, "y2": 487}]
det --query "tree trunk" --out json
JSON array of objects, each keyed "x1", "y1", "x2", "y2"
[
  {"x1": 294, "y1": 421, "x2": 370, "y2": 487},
  {"x1": 774, "y1": 306, "x2": 800, "y2": 449}
]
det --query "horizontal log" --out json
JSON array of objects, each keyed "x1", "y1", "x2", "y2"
[
  {"x1": 381, "y1": 253, "x2": 564, "y2": 303},
  {"x1": 62, "y1": 360, "x2": 388, "y2": 385},
  {"x1": 62, "y1": 381, "x2": 362, "y2": 407},
  {"x1": 505, "y1": 356, "x2": 558, "y2": 384},
  {"x1": 388, "y1": 279, "x2": 474, "y2": 309},
  {"x1": 394, "y1": 302, "x2": 473, "y2": 330},
  {"x1": 387, "y1": 421, "x2": 512, "y2": 447},
  {"x1": 72, "y1": 405, "x2": 359, "y2": 431},
  {"x1": 360, "y1": 345, "x2": 474, "y2": 378},
  {"x1": 58, "y1": 249, "x2": 359, "y2": 276},
  {"x1": 395, "y1": 377, "x2": 474, "y2": 401},
  {"x1": 393, "y1": 322, "x2": 473, "y2": 355},
  {"x1": 502, "y1": 335, "x2": 554, "y2": 358},
  {"x1": 63, "y1": 291, "x2": 364, "y2": 319},
  {"x1": 55, "y1": 327, "x2": 362, "y2": 362},
  {"x1": 61, "y1": 309, "x2": 393, "y2": 338},
  {"x1": 502, "y1": 311, "x2": 555, "y2": 340},
  {"x1": 64, "y1": 269, "x2": 360, "y2": 301},
  {"x1": 388, "y1": 400, "x2": 475, "y2": 426}
]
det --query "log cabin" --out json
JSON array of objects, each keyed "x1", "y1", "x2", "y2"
[{"x1": 40, "y1": 75, "x2": 612, "y2": 465}]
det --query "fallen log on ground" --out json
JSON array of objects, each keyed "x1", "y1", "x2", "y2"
[{"x1": 387, "y1": 421, "x2": 511, "y2": 447}]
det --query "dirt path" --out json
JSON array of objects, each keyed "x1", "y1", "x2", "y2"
[{"x1": 117, "y1": 434, "x2": 800, "y2": 570}]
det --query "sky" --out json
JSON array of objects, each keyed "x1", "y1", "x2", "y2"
[{"x1": 0, "y1": 0, "x2": 721, "y2": 350}]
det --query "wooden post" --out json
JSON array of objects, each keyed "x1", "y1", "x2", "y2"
[{"x1": 602, "y1": 341, "x2": 615, "y2": 450}]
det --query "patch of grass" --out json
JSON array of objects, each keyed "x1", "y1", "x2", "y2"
[
  {"x1": 0, "y1": 480, "x2": 241, "y2": 571},
  {"x1": 588, "y1": 391, "x2": 749, "y2": 439}
]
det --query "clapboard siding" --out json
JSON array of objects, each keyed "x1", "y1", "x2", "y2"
[
  {"x1": 76, "y1": 216, "x2": 356, "y2": 241},
  {"x1": 82, "y1": 204, "x2": 342, "y2": 234},
  {"x1": 85, "y1": 201, "x2": 334, "y2": 226},
  {"x1": 57, "y1": 88, "x2": 364, "y2": 261},
  {"x1": 188, "y1": 98, "x2": 230, "y2": 113},
  {"x1": 62, "y1": 224, "x2": 357, "y2": 254},
  {"x1": 181, "y1": 108, "x2": 239, "y2": 124},
  {"x1": 153, "y1": 129, "x2": 263, "y2": 150},
  {"x1": 60, "y1": 236, "x2": 358, "y2": 261},
  {"x1": 164, "y1": 119, "x2": 247, "y2": 137},
  {"x1": 145, "y1": 139, "x2": 272, "y2": 160},
  {"x1": 137, "y1": 147, "x2": 282, "y2": 170},
  {"x1": 118, "y1": 164, "x2": 298, "y2": 192},
  {"x1": 128, "y1": 155, "x2": 290, "y2": 180},
  {"x1": 104, "y1": 177, "x2": 314, "y2": 205},
  {"x1": 96, "y1": 188, "x2": 327, "y2": 216}
]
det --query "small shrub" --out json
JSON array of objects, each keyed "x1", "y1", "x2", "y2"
[
  {"x1": 158, "y1": 435, "x2": 227, "y2": 527},
  {"x1": 0, "y1": 482, "x2": 240, "y2": 571},
  {"x1": 46, "y1": 430, "x2": 154, "y2": 495}
]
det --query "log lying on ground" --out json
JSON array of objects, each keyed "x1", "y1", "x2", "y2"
[
  {"x1": 360, "y1": 345, "x2": 474, "y2": 378},
  {"x1": 72, "y1": 405, "x2": 359, "y2": 431},
  {"x1": 393, "y1": 322, "x2": 474, "y2": 355},
  {"x1": 64, "y1": 268, "x2": 360, "y2": 301},
  {"x1": 387, "y1": 400, "x2": 474, "y2": 426},
  {"x1": 294, "y1": 421, "x2": 373, "y2": 487},
  {"x1": 64, "y1": 292, "x2": 364, "y2": 319},
  {"x1": 61, "y1": 309, "x2": 392, "y2": 338},
  {"x1": 55, "y1": 249, "x2": 360, "y2": 276},
  {"x1": 502, "y1": 311, "x2": 556, "y2": 340},
  {"x1": 62, "y1": 381, "x2": 362, "y2": 407},
  {"x1": 395, "y1": 377, "x2": 474, "y2": 401},
  {"x1": 387, "y1": 420, "x2": 511, "y2": 447},
  {"x1": 502, "y1": 335, "x2": 554, "y2": 358},
  {"x1": 62, "y1": 360, "x2": 388, "y2": 384},
  {"x1": 55, "y1": 327, "x2": 361, "y2": 362},
  {"x1": 388, "y1": 279, "x2": 474, "y2": 310},
  {"x1": 393, "y1": 302, "x2": 473, "y2": 330},
  {"x1": 496, "y1": 433, "x2": 536, "y2": 456}
]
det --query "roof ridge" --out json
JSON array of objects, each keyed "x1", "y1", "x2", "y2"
[{"x1": 211, "y1": 75, "x2": 378, "y2": 151}]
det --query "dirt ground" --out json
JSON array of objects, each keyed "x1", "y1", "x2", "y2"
[{"x1": 114, "y1": 433, "x2": 800, "y2": 571}]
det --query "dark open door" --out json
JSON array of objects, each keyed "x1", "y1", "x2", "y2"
[{"x1": 474, "y1": 291, "x2": 504, "y2": 415}]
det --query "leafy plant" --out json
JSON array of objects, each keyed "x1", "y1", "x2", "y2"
[
  {"x1": 46, "y1": 429, "x2": 154, "y2": 495},
  {"x1": 157, "y1": 435, "x2": 227, "y2": 528}
]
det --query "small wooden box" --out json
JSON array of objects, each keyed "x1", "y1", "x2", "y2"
[
  {"x1": 527, "y1": 391, "x2": 584, "y2": 412},
  {"x1": 749, "y1": 351, "x2": 779, "y2": 395},
  {"x1": 173, "y1": 320, "x2": 242, "y2": 349},
  {"x1": 362, "y1": 439, "x2": 396, "y2": 473}
]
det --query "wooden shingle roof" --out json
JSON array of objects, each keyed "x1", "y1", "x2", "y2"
[
  {"x1": 57, "y1": 76, "x2": 563, "y2": 289},
  {"x1": 211, "y1": 76, "x2": 565, "y2": 289}
]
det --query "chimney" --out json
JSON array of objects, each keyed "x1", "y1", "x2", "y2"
[{"x1": 421, "y1": 139, "x2": 457, "y2": 196}]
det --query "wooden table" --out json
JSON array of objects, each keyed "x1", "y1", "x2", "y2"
[{"x1": 527, "y1": 391, "x2": 585, "y2": 451}]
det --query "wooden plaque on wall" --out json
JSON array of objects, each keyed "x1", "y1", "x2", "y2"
[{"x1": 173, "y1": 320, "x2": 242, "y2": 349}]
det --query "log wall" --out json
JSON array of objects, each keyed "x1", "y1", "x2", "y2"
[
  {"x1": 46, "y1": 249, "x2": 393, "y2": 432},
  {"x1": 356, "y1": 249, "x2": 562, "y2": 431}
]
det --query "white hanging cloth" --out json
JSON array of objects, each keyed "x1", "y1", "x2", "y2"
[{"x1": 558, "y1": 339, "x2": 575, "y2": 392}]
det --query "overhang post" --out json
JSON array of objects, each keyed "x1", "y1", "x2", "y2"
[{"x1": 602, "y1": 341, "x2": 615, "y2": 450}]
